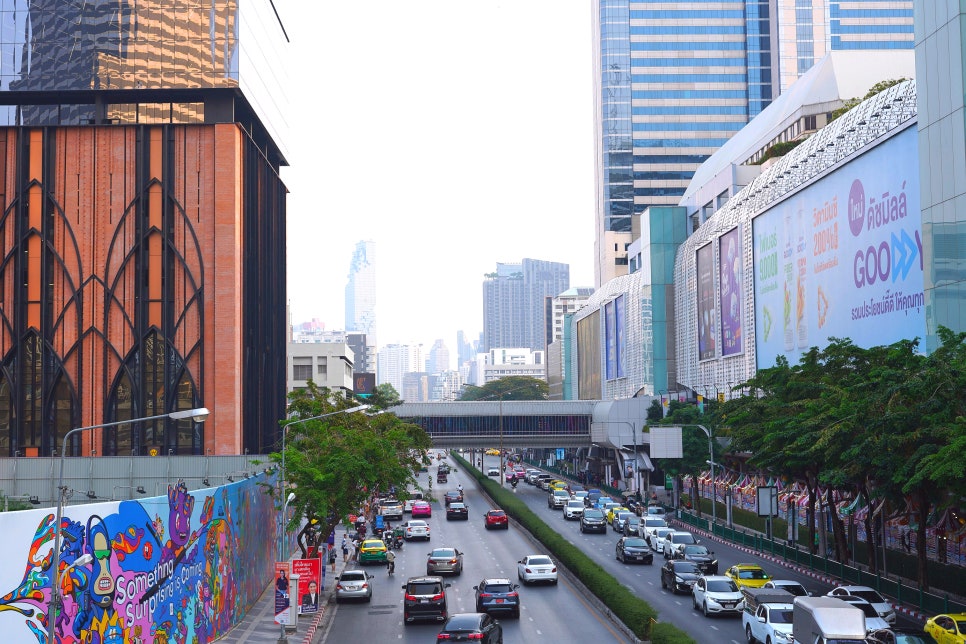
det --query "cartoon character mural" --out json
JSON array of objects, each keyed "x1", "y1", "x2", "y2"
[{"x1": 0, "y1": 476, "x2": 276, "y2": 644}]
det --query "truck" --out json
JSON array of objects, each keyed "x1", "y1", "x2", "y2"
[
  {"x1": 742, "y1": 587, "x2": 795, "y2": 644},
  {"x1": 792, "y1": 596, "x2": 868, "y2": 644}
]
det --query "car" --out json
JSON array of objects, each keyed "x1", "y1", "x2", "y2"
[
  {"x1": 403, "y1": 519, "x2": 431, "y2": 541},
  {"x1": 606, "y1": 506, "x2": 630, "y2": 525},
  {"x1": 584, "y1": 489, "x2": 602, "y2": 507},
  {"x1": 622, "y1": 515, "x2": 641, "y2": 536},
  {"x1": 524, "y1": 469, "x2": 540, "y2": 483},
  {"x1": 402, "y1": 575, "x2": 451, "y2": 624},
  {"x1": 444, "y1": 490, "x2": 464, "y2": 506},
  {"x1": 548, "y1": 489, "x2": 571, "y2": 508},
  {"x1": 487, "y1": 467, "x2": 500, "y2": 477},
  {"x1": 835, "y1": 595, "x2": 890, "y2": 630},
  {"x1": 566, "y1": 483, "x2": 585, "y2": 495},
  {"x1": 485, "y1": 448, "x2": 501, "y2": 455},
  {"x1": 639, "y1": 516, "x2": 670, "y2": 542},
  {"x1": 334, "y1": 569, "x2": 373, "y2": 603},
  {"x1": 827, "y1": 585, "x2": 896, "y2": 624},
  {"x1": 868, "y1": 627, "x2": 937, "y2": 644},
  {"x1": 446, "y1": 501, "x2": 469, "y2": 520},
  {"x1": 549, "y1": 480, "x2": 567, "y2": 492},
  {"x1": 436, "y1": 612, "x2": 503, "y2": 642},
  {"x1": 691, "y1": 575, "x2": 743, "y2": 617},
  {"x1": 535, "y1": 474, "x2": 553, "y2": 488},
  {"x1": 677, "y1": 544, "x2": 718, "y2": 575},
  {"x1": 660, "y1": 559, "x2": 702, "y2": 594},
  {"x1": 427, "y1": 547, "x2": 464, "y2": 576},
  {"x1": 925, "y1": 613, "x2": 966, "y2": 644},
  {"x1": 649, "y1": 527, "x2": 676, "y2": 552},
  {"x1": 615, "y1": 536, "x2": 654, "y2": 564},
  {"x1": 646, "y1": 504, "x2": 667, "y2": 516},
  {"x1": 662, "y1": 530, "x2": 699, "y2": 558},
  {"x1": 379, "y1": 499, "x2": 404, "y2": 520},
  {"x1": 763, "y1": 579, "x2": 812, "y2": 597},
  {"x1": 412, "y1": 500, "x2": 433, "y2": 518},
  {"x1": 437, "y1": 472, "x2": 448, "y2": 484},
  {"x1": 473, "y1": 578, "x2": 521, "y2": 617},
  {"x1": 725, "y1": 563, "x2": 772, "y2": 589},
  {"x1": 358, "y1": 538, "x2": 388, "y2": 564},
  {"x1": 600, "y1": 502, "x2": 622, "y2": 518},
  {"x1": 517, "y1": 554, "x2": 558, "y2": 584},
  {"x1": 563, "y1": 499, "x2": 585, "y2": 520},
  {"x1": 612, "y1": 510, "x2": 636, "y2": 533},
  {"x1": 404, "y1": 491, "x2": 425, "y2": 513},
  {"x1": 580, "y1": 508, "x2": 607, "y2": 533},
  {"x1": 572, "y1": 490, "x2": 590, "y2": 503},
  {"x1": 484, "y1": 509, "x2": 509, "y2": 529}
]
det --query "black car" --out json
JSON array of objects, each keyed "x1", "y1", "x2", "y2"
[
  {"x1": 676, "y1": 544, "x2": 718, "y2": 575},
  {"x1": 436, "y1": 613, "x2": 503, "y2": 643},
  {"x1": 616, "y1": 536, "x2": 654, "y2": 564},
  {"x1": 444, "y1": 490, "x2": 464, "y2": 506},
  {"x1": 580, "y1": 508, "x2": 607, "y2": 533},
  {"x1": 622, "y1": 515, "x2": 641, "y2": 537},
  {"x1": 660, "y1": 559, "x2": 702, "y2": 595},
  {"x1": 473, "y1": 578, "x2": 521, "y2": 618},
  {"x1": 446, "y1": 502, "x2": 469, "y2": 520},
  {"x1": 867, "y1": 627, "x2": 935, "y2": 644},
  {"x1": 402, "y1": 576, "x2": 451, "y2": 624}
]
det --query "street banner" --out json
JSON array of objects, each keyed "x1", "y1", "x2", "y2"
[
  {"x1": 294, "y1": 557, "x2": 322, "y2": 614},
  {"x1": 274, "y1": 561, "x2": 292, "y2": 625}
]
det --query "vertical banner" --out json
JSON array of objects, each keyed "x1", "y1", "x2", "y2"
[
  {"x1": 719, "y1": 226, "x2": 743, "y2": 356},
  {"x1": 696, "y1": 243, "x2": 716, "y2": 360},
  {"x1": 274, "y1": 561, "x2": 292, "y2": 625},
  {"x1": 294, "y1": 558, "x2": 322, "y2": 614},
  {"x1": 615, "y1": 294, "x2": 626, "y2": 378},
  {"x1": 604, "y1": 298, "x2": 617, "y2": 379}
]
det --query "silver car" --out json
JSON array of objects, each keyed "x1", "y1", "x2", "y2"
[
  {"x1": 427, "y1": 547, "x2": 464, "y2": 576},
  {"x1": 335, "y1": 569, "x2": 373, "y2": 603}
]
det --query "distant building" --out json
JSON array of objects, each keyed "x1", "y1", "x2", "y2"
[
  {"x1": 377, "y1": 343, "x2": 424, "y2": 395},
  {"x1": 426, "y1": 339, "x2": 451, "y2": 374},
  {"x1": 469, "y1": 348, "x2": 546, "y2": 385},
  {"x1": 288, "y1": 342, "x2": 354, "y2": 399},
  {"x1": 483, "y1": 259, "x2": 569, "y2": 353},
  {"x1": 431, "y1": 370, "x2": 463, "y2": 401},
  {"x1": 545, "y1": 288, "x2": 593, "y2": 400},
  {"x1": 345, "y1": 240, "x2": 377, "y2": 372},
  {"x1": 402, "y1": 372, "x2": 431, "y2": 403}
]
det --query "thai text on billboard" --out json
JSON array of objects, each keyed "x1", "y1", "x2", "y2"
[
  {"x1": 696, "y1": 243, "x2": 716, "y2": 361},
  {"x1": 719, "y1": 226, "x2": 743, "y2": 356}
]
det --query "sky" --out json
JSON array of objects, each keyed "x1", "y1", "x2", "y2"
[{"x1": 277, "y1": 2, "x2": 596, "y2": 363}]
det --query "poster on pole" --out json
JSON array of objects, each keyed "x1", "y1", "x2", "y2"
[
  {"x1": 294, "y1": 557, "x2": 322, "y2": 614},
  {"x1": 274, "y1": 561, "x2": 292, "y2": 625}
]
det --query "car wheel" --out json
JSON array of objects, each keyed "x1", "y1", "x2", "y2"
[
  {"x1": 703, "y1": 602, "x2": 709, "y2": 617},
  {"x1": 513, "y1": 608, "x2": 520, "y2": 619},
  {"x1": 693, "y1": 596, "x2": 698, "y2": 610},
  {"x1": 335, "y1": 597, "x2": 342, "y2": 604},
  {"x1": 745, "y1": 624, "x2": 756, "y2": 644},
  {"x1": 660, "y1": 575, "x2": 667, "y2": 589},
  {"x1": 365, "y1": 594, "x2": 372, "y2": 603},
  {"x1": 476, "y1": 603, "x2": 483, "y2": 612}
]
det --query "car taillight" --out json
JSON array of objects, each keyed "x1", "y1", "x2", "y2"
[
  {"x1": 478, "y1": 593, "x2": 492, "y2": 598},
  {"x1": 404, "y1": 593, "x2": 417, "y2": 601},
  {"x1": 448, "y1": 558, "x2": 458, "y2": 564},
  {"x1": 467, "y1": 634, "x2": 484, "y2": 640},
  {"x1": 524, "y1": 568, "x2": 533, "y2": 573},
  {"x1": 437, "y1": 635, "x2": 451, "y2": 640},
  {"x1": 431, "y1": 593, "x2": 443, "y2": 600},
  {"x1": 551, "y1": 567, "x2": 557, "y2": 572},
  {"x1": 361, "y1": 582, "x2": 369, "y2": 588},
  {"x1": 336, "y1": 584, "x2": 344, "y2": 590},
  {"x1": 507, "y1": 592, "x2": 518, "y2": 598}
]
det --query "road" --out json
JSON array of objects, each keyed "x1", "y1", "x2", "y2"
[{"x1": 319, "y1": 456, "x2": 635, "y2": 643}]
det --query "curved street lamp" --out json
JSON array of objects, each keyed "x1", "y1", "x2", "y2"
[{"x1": 47, "y1": 407, "x2": 210, "y2": 644}]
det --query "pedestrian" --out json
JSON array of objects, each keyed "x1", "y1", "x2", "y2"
[
  {"x1": 350, "y1": 538, "x2": 360, "y2": 562},
  {"x1": 341, "y1": 534, "x2": 349, "y2": 562},
  {"x1": 328, "y1": 544, "x2": 337, "y2": 572}
]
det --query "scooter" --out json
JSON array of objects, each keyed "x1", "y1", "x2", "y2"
[{"x1": 387, "y1": 558, "x2": 395, "y2": 575}]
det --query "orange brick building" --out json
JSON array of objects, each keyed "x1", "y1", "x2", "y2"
[{"x1": 0, "y1": 2, "x2": 289, "y2": 457}]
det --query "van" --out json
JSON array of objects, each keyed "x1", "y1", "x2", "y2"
[
  {"x1": 792, "y1": 596, "x2": 867, "y2": 644},
  {"x1": 402, "y1": 576, "x2": 451, "y2": 624},
  {"x1": 404, "y1": 492, "x2": 425, "y2": 513}
]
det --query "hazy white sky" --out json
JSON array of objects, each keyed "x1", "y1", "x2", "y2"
[{"x1": 278, "y1": 2, "x2": 595, "y2": 359}]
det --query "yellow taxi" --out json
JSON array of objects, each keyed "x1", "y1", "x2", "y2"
[
  {"x1": 485, "y1": 448, "x2": 501, "y2": 456},
  {"x1": 724, "y1": 563, "x2": 771, "y2": 588},
  {"x1": 924, "y1": 612, "x2": 966, "y2": 643},
  {"x1": 358, "y1": 538, "x2": 388, "y2": 564},
  {"x1": 549, "y1": 480, "x2": 567, "y2": 492},
  {"x1": 606, "y1": 506, "x2": 630, "y2": 525}
]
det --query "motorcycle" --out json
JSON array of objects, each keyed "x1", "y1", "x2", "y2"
[
  {"x1": 394, "y1": 534, "x2": 404, "y2": 550},
  {"x1": 387, "y1": 558, "x2": 395, "y2": 575}
]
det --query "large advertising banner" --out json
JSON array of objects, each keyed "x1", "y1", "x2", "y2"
[
  {"x1": 294, "y1": 558, "x2": 322, "y2": 615},
  {"x1": 615, "y1": 294, "x2": 626, "y2": 378},
  {"x1": 753, "y1": 126, "x2": 924, "y2": 368},
  {"x1": 696, "y1": 243, "x2": 716, "y2": 361},
  {"x1": 604, "y1": 298, "x2": 617, "y2": 379},
  {"x1": 0, "y1": 477, "x2": 276, "y2": 644},
  {"x1": 719, "y1": 226, "x2": 743, "y2": 356}
]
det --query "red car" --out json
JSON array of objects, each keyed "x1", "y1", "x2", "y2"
[
  {"x1": 484, "y1": 509, "x2": 509, "y2": 530},
  {"x1": 412, "y1": 500, "x2": 433, "y2": 518}
]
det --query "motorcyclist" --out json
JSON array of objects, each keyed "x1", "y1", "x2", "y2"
[{"x1": 386, "y1": 548, "x2": 396, "y2": 575}]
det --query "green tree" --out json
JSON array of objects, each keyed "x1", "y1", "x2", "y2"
[
  {"x1": 649, "y1": 401, "x2": 720, "y2": 517},
  {"x1": 368, "y1": 382, "x2": 403, "y2": 409},
  {"x1": 830, "y1": 78, "x2": 907, "y2": 121},
  {"x1": 458, "y1": 376, "x2": 548, "y2": 401}
]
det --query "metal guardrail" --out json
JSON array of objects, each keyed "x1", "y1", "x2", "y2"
[{"x1": 676, "y1": 510, "x2": 966, "y2": 616}]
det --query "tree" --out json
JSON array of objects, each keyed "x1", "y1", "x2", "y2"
[
  {"x1": 830, "y1": 78, "x2": 907, "y2": 121},
  {"x1": 458, "y1": 376, "x2": 548, "y2": 401},
  {"x1": 270, "y1": 385, "x2": 432, "y2": 558},
  {"x1": 368, "y1": 382, "x2": 403, "y2": 409},
  {"x1": 649, "y1": 401, "x2": 720, "y2": 516}
]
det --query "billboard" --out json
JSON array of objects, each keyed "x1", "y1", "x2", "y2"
[
  {"x1": 753, "y1": 126, "x2": 924, "y2": 368},
  {"x1": 604, "y1": 294, "x2": 626, "y2": 380},
  {"x1": 576, "y1": 310, "x2": 601, "y2": 399},
  {"x1": 696, "y1": 243, "x2": 716, "y2": 361},
  {"x1": 719, "y1": 226, "x2": 743, "y2": 356}
]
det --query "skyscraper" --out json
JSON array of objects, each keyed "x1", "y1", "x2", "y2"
[
  {"x1": 345, "y1": 240, "x2": 377, "y2": 373},
  {"x1": 592, "y1": 0, "x2": 915, "y2": 287},
  {"x1": 483, "y1": 259, "x2": 570, "y2": 353},
  {"x1": 426, "y1": 339, "x2": 451, "y2": 374}
]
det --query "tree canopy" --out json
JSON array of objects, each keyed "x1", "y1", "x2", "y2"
[{"x1": 458, "y1": 376, "x2": 548, "y2": 401}]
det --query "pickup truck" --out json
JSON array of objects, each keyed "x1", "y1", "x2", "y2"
[{"x1": 741, "y1": 587, "x2": 795, "y2": 644}]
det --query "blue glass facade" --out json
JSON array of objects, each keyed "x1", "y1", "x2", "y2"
[{"x1": 598, "y1": 0, "x2": 634, "y2": 234}]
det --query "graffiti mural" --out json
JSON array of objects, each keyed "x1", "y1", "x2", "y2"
[{"x1": 0, "y1": 476, "x2": 277, "y2": 644}]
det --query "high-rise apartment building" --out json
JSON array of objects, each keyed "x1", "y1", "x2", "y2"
[
  {"x1": 345, "y1": 240, "x2": 377, "y2": 373},
  {"x1": 592, "y1": 0, "x2": 915, "y2": 287},
  {"x1": 0, "y1": 1, "x2": 289, "y2": 457},
  {"x1": 456, "y1": 330, "x2": 478, "y2": 369},
  {"x1": 426, "y1": 339, "x2": 451, "y2": 374},
  {"x1": 483, "y1": 259, "x2": 569, "y2": 353},
  {"x1": 376, "y1": 343, "x2": 423, "y2": 396}
]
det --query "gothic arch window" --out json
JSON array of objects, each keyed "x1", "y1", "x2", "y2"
[{"x1": 105, "y1": 330, "x2": 200, "y2": 455}]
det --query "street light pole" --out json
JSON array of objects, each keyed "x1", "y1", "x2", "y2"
[
  {"x1": 694, "y1": 424, "x2": 716, "y2": 529},
  {"x1": 48, "y1": 407, "x2": 210, "y2": 644}
]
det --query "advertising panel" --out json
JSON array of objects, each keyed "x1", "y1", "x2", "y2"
[
  {"x1": 719, "y1": 227, "x2": 743, "y2": 356},
  {"x1": 605, "y1": 298, "x2": 617, "y2": 379},
  {"x1": 294, "y1": 558, "x2": 322, "y2": 614},
  {"x1": 696, "y1": 243, "x2": 716, "y2": 361},
  {"x1": 615, "y1": 294, "x2": 626, "y2": 378},
  {"x1": 275, "y1": 561, "x2": 292, "y2": 625},
  {"x1": 753, "y1": 126, "x2": 924, "y2": 368},
  {"x1": 577, "y1": 310, "x2": 601, "y2": 399}
]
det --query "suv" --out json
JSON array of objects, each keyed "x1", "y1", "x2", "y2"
[
  {"x1": 380, "y1": 499, "x2": 403, "y2": 520},
  {"x1": 548, "y1": 489, "x2": 570, "y2": 509},
  {"x1": 473, "y1": 577, "x2": 521, "y2": 618},
  {"x1": 662, "y1": 530, "x2": 698, "y2": 558},
  {"x1": 580, "y1": 508, "x2": 607, "y2": 533},
  {"x1": 402, "y1": 576, "x2": 451, "y2": 624}
]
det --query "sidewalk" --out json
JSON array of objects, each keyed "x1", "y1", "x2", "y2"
[{"x1": 216, "y1": 526, "x2": 356, "y2": 644}]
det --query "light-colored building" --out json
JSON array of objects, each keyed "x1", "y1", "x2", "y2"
[
  {"x1": 288, "y1": 342, "x2": 355, "y2": 399},
  {"x1": 345, "y1": 240, "x2": 377, "y2": 373},
  {"x1": 426, "y1": 339, "x2": 451, "y2": 374},
  {"x1": 469, "y1": 348, "x2": 546, "y2": 385},
  {"x1": 483, "y1": 259, "x2": 569, "y2": 353},
  {"x1": 377, "y1": 343, "x2": 424, "y2": 396}
]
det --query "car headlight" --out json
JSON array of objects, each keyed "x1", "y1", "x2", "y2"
[
  {"x1": 710, "y1": 560, "x2": 718, "y2": 567},
  {"x1": 775, "y1": 632, "x2": 792, "y2": 643},
  {"x1": 674, "y1": 576, "x2": 684, "y2": 583}
]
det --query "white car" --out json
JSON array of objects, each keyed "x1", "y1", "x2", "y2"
[
  {"x1": 548, "y1": 489, "x2": 571, "y2": 508},
  {"x1": 563, "y1": 499, "x2": 585, "y2": 520},
  {"x1": 403, "y1": 519, "x2": 431, "y2": 541},
  {"x1": 827, "y1": 585, "x2": 896, "y2": 624},
  {"x1": 663, "y1": 530, "x2": 699, "y2": 558},
  {"x1": 833, "y1": 596, "x2": 890, "y2": 630},
  {"x1": 763, "y1": 579, "x2": 811, "y2": 597},
  {"x1": 639, "y1": 516, "x2": 669, "y2": 541},
  {"x1": 572, "y1": 490, "x2": 589, "y2": 503},
  {"x1": 517, "y1": 554, "x2": 558, "y2": 585},
  {"x1": 487, "y1": 467, "x2": 500, "y2": 477},
  {"x1": 649, "y1": 527, "x2": 676, "y2": 552},
  {"x1": 403, "y1": 492, "x2": 425, "y2": 513},
  {"x1": 692, "y1": 575, "x2": 743, "y2": 617}
]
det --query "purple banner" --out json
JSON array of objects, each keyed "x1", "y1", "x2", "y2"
[
  {"x1": 719, "y1": 227, "x2": 743, "y2": 356},
  {"x1": 697, "y1": 243, "x2": 716, "y2": 361}
]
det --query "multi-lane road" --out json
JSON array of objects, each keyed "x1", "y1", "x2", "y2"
[{"x1": 321, "y1": 454, "x2": 918, "y2": 643}]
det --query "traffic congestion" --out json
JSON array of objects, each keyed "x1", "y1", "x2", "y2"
[{"x1": 319, "y1": 451, "x2": 940, "y2": 644}]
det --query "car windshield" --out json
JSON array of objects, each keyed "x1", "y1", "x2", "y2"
[
  {"x1": 683, "y1": 545, "x2": 709, "y2": 555},
  {"x1": 408, "y1": 521, "x2": 427, "y2": 527},
  {"x1": 528, "y1": 556, "x2": 553, "y2": 565},
  {"x1": 645, "y1": 518, "x2": 668, "y2": 528},
  {"x1": 624, "y1": 538, "x2": 648, "y2": 548},
  {"x1": 341, "y1": 571, "x2": 366, "y2": 582},
  {"x1": 656, "y1": 528, "x2": 674, "y2": 537},
  {"x1": 774, "y1": 582, "x2": 807, "y2": 596},
  {"x1": 706, "y1": 579, "x2": 739, "y2": 592},
  {"x1": 672, "y1": 533, "x2": 696, "y2": 544},
  {"x1": 584, "y1": 510, "x2": 604, "y2": 518},
  {"x1": 443, "y1": 614, "x2": 481, "y2": 630},
  {"x1": 431, "y1": 549, "x2": 456, "y2": 558},
  {"x1": 848, "y1": 601, "x2": 877, "y2": 618},
  {"x1": 567, "y1": 501, "x2": 583, "y2": 507},
  {"x1": 738, "y1": 569, "x2": 768, "y2": 579},
  {"x1": 450, "y1": 503, "x2": 465, "y2": 509},
  {"x1": 672, "y1": 561, "x2": 700, "y2": 573},
  {"x1": 488, "y1": 511, "x2": 505, "y2": 517},
  {"x1": 772, "y1": 609, "x2": 793, "y2": 624},
  {"x1": 851, "y1": 589, "x2": 886, "y2": 603},
  {"x1": 362, "y1": 540, "x2": 383, "y2": 548},
  {"x1": 484, "y1": 583, "x2": 513, "y2": 593},
  {"x1": 409, "y1": 582, "x2": 442, "y2": 595}
]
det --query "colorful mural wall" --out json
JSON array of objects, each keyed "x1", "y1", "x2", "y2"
[{"x1": 0, "y1": 476, "x2": 277, "y2": 644}]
